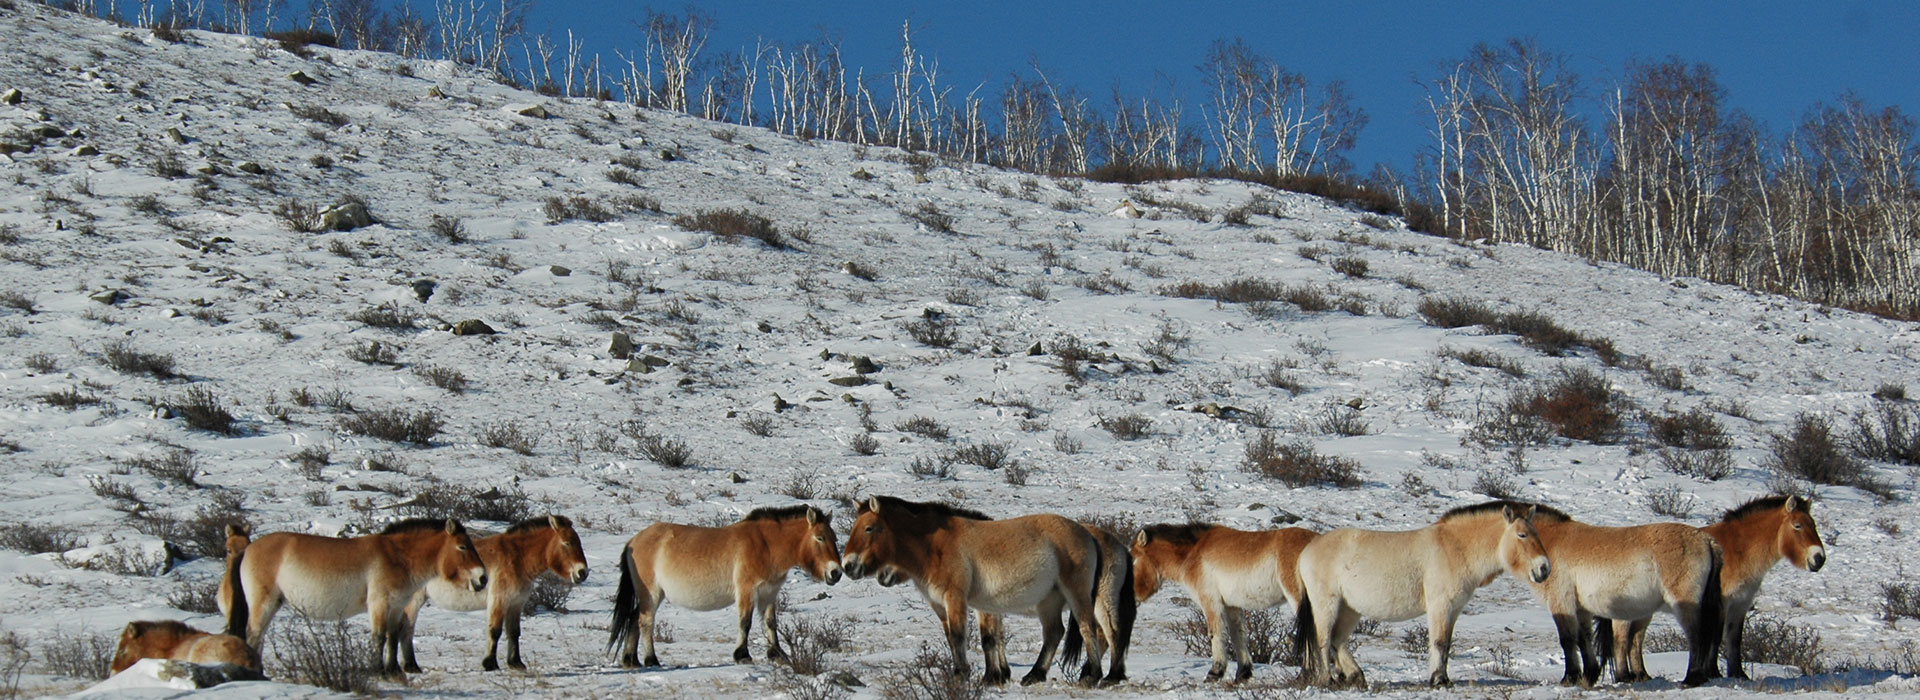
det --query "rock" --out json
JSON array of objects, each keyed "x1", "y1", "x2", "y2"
[
  {"x1": 1247, "y1": 503, "x2": 1268, "y2": 511},
  {"x1": 826, "y1": 670, "x2": 865, "y2": 688},
  {"x1": 757, "y1": 320, "x2": 773, "y2": 333},
  {"x1": 729, "y1": 471, "x2": 747, "y2": 484},
  {"x1": 627, "y1": 355, "x2": 669, "y2": 373},
  {"x1": 288, "y1": 70, "x2": 318, "y2": 85},
  {"x1": 1027, "y1": 342, "x2": 1043, "y2": 356},
  {"x1": 516, "y1": 104, "x2": 549, "y2": 119},
  {"x1": 851, "y1": 168, "x2": 875, "y2": 181},
  {"x1": 1269, "y1": 510, "x2": 1303, "y2": 525},
  {"x1": 659, "y1": 149, "x2": 678, "y2": 162},
  {"x1": 163, "y1": 308, "x2": 180, "y2": 318},
  {"x1": 450, "y1": 319, "x2": 495, "y2": 335},
  {"x1": 1108, "y1": 199, "x2": 1143, "y2": 218},
  {"x1": 827, "y1": 376, "x2": 867, "y2": 387},
  {"x1": 771, "y1": 394, "x2": 793, "y2": 412},
  {"x1": 165, "y1": 127, "x2": 187, "y2": 144},
  {"x1": 71, "y1": 144, "x2": 98, "y2": 156},
  {"x1": 549, "y1": 265, "x2": 571, "y2": 277},
  {"x1": 0, "y1": 88, "x2": 21, "y2": 105},
  {"x1": 427, "y1": 85, "x2": 446, "y2": 99},
  {"x1": 235, "y1": 161, "x2": 265, "y2": 174},
  {"x1": 410, "y1": 279, "x2": 436, "y2": 302},
  {"x1": 321, "y1": 200, "x2": 372, "y2": 231},
  {"x1": 91, "y1": 289, "x2": 132, "y2": 305},
  {"x1": 33, "y1": 125, "x2": 65, "y2": 139},
  {"x1": 608, "y1": 332, "x2": 633, "y2": 359},
  {"x1": 849, "y1": 355, "x2": 880, "y2": 374}
]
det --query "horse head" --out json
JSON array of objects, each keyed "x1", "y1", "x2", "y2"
[
  {"x1": 798, "y1": 506, "x2": 843, "y2": 585},
  {"x1": 841, "y1": 497, "x2": 893, "y2": 582},
  {"x1": 1776, "y1": 495, "x2": 1825, "y2": 572},
  {"x1": 438, "y1": 519, "x2": 489, "y2": 592},
  {"x1": 1500, "y1": 504, "x2": 1552, "y2": 583},
  {"x1": 544, "y1": 515, "x2": 590, "y2": 584},
  {"x1": 1129, "y1": 529, "x2": 1178, "y2": 603}
]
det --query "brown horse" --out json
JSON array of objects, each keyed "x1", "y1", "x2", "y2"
[
  {"x1": 1058, "y1": 521, "x2": 1136, "y2": 685},
  {"x1": 1131, "y1": 522, "x2": 1318, "y2": 682},
  {"x1": 1598, "y1": 494, "x2": 1825, "y2": 682},
  {"x1": 1518, "y1": 505, "x2": 1723, "y2": 688},
  {"x1": 840, "y1": 496, "x2": 1106, "y2": 687},
  {"x1": 609, "y1": 505, "x2": 842, "y2": 667},
  {"x1": 399, "y1": 515, "x2": 590, "y2": 672},
  {"x1": 110, "y1": 620, "x2": 259, "y2": 673},
  {"x1": 228, "y1": 518, "x2": 488, "y2": 674},
  {"x1": 1298, "y1": 501, "x2": 1552, "y2": 688}
]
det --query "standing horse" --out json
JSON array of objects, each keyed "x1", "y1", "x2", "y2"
[
  {"x1": 111, "y1": 620, "x2": 259, "y2": 673},
  {"x1": 1298, "y1": 502, "x2": 1552, "y2": 688},
  {"x1": 840, "y1": 496, "x2": 1106, "y2": 686},
  {"x1": 1130, "y1": 522, "x2": 1318, "y2": 682},
  {"x1": 609, "y1": 505, "x2": 842, "y2": 668},
  {"x1": 399, "y1": 515, "x2": 590, "y2": 672},
  {"x1": 227, "y1": 518, "x2": 488, "y2": 674},
  {"x1": 1517, "y1": 505, "x2": 1723, "y2": 688},
  {"x1": 1597, "y1": 494, "x2": 1824, "y2": 682},
  {"x1": 1059, "y1": 521, "x2": 1136, "y2": 685}
]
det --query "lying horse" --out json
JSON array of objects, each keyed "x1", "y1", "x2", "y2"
[
  {"x1": 1519, "y1": 505, "x2": 1723, "y2": 688},
  {"x1": 1131, "y1": 522, "x2": 1318, "y2": 682},
  {"x1": 229, "y1": 518, "x2": 487, "y2": 675},
  {"x1": 110, "y1": 620, "x2": 258, "y2": 674},
  {"x1": 1299, "y1": 501, "x2": 1552, "y2": 688},
  {"x1": 609, "y1": 505, "x2": 842, "y2": 667},
  {"x1": 1598, "y1": 494, "x2": 1824, "y2": 682},
  {"x1": 841, "y1": 496, "x2": 1106, "y2": 686},
  {"x1": 400, "y1": 515, "x2": 589, "y2": 672}
]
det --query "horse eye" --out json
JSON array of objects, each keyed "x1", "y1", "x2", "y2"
[
  {"x1": 865, "y1": 525, "x2": 877, "y2": 533},
  {"x1": 814, "y1": 535, "x2": 825, "y2": 543},
  {"x1": 1793, "y1": 524, "x2": 1803, "y2": 530}
]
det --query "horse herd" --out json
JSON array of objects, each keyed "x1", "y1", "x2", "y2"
[{"x1": 109, "y1": 494, "x2": 1827, "y2": 692}]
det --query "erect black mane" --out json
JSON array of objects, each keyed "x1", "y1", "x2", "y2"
[
  {"x1": 505, "y1": 514, "x2": 572, "y2": 533},
  {"x1": 742, "y1": 505, "x2": 829, "y2": 523},
  {"x1": 869, "y1": 495, "x2": 991, "y2": 522},
  {"x1": 1441, "y1": 500, "x2": 1570, "y2": 522},
  {"x1": 1139, "y1": 522, "x2": 1216, "y2": 547},
  {"x1": 381, "y1": 517, "x2": 455, "y2": 535},
  {"x1": 1721, "y1": 495, "x2": 1803, "y2": 523}
]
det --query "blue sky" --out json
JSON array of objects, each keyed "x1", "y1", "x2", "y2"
[{"x1": 532, "y1": 1, "x2": 1920, "y2": 173}]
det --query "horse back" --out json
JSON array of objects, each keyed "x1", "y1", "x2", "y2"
[
  {"x1": 243, "y1": 532, "x2": 383, "y2": 617},
  {"x1": 1299, "y1": 527, "x2": 1435, "y2": 620},
  {"x1": 626, "y1": 523, "x2": 750, "y2": 609}
]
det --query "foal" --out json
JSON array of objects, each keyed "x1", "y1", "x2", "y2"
[{"x1": 110, "y1": 620, "x2": 258, "y2": 673}]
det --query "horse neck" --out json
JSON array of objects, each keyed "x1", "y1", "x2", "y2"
[
  {"x1": 381, "y1": 531, "x2": 451, "y2": 585},
  {"x1": 488, "y1": 531, "x2": 544, "y2": 580},
  {"x1": 743, "y1": 518, "x2": 808, "y2": 570},
  {"x1": 1436, "y1": 514, "x2": 1511, "y2": 581},
  {"x1": 1704, "y1": 514, "x2": 1783, "y2": 574}
]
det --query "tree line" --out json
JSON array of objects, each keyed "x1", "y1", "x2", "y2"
[{"x1": 55, "y1": 0, "x2": 1920, "y2": 318}]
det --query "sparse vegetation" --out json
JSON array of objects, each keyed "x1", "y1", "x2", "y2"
[
  {"x1": 102, "y1": 339, "x2": 177, "y2": 379},
  {"x1": 950, "y1": 441, "x2": 1014, "y2": 470},
  {"x1": 1097, "y1": 413, "x2": 1153, "y2": 440},
  {"x1": 895, "y1": 417, "x2": 951, "y2": 441},
  {"x1": 1852, "y1": 402, "x2": 1920, "y2": 466},
  {"x1": 0, "y1": 523, "x2": 82, "y2": 554},
  {"x1": 413, "y1": 365, "x2": 468, "y2": 393},
  {"x1": 1739, "y1": 614, "x2": 1825, "y2": 675},
  {"x1": 338, "y1": 407, "x2": 443, "y2": 445},
  {"x1": 347, "y1": 302, "x2": 417, "y2": 330},
  {"x1": 169, "y1": 386, "x2": 236, "y2": 434},
  {"x1": 903, "y1": 316, "x2": 958, "y2": 348},
  {"x1": 636, "y1": 433, "x2": 694, "y2": 468},
  {"x1": 479, "y1": 421, "x2": 539, "y2": 455},
  {"x1": 1241, "y1": 431, "x2": 1363, "y2": 488},
  {"x1": 36, "y1": 629, "x2": 114, "y2": 680},
  {"x1": 675, "y1": 208, "x2": 788, "y2": 249},
  {"x1": 270, "y1": 618, "x2": 379, "y2": 694},
  {"x1": 905, "y1": 202, "x2": 956, "y2": 233},
  {"x1": 1766, "y1": 413, "x2": 1877, "y2": 491},
  {"x1": 428, "y1": 214, "x2": 466, "y2": 243},
  {"x1": 129, "y1": 449, "x2": 199, "y2": 487}
]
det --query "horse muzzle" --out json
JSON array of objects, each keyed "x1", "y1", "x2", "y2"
[
  {"x1": 570, "y1": 566, "x2": 589, "y2": 584},
  {"x1": 1530, "y1": 558, "x2": 1551, "y2": 583},
  {"x1": 823, "y1": 565, "x2": 843, "y2": 586},
  {"x1": 470, "y1": 571, "x2": 489, "y2": 592},
  {"x1": 841, "y1": 554, "x2": 867, "y2": 580},
  {"x1": 1807, "y1": 549, "x2": 1826, "y2": 572}
]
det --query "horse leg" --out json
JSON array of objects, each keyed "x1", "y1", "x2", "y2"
[
  {"x1": 1304, "y1": 593, "x2": 1341, "y2": 687},
  {"x1": 732, "y1": 587, "x2": 755, "y2": 664},
  {"x1": 1021, "y1": 596, "x2": 1067, "y2": 686},
  {"x1": 758, "y1": 590, "x2": 785, "y2": 663},
  {"x1": 633, "y1": 588, "x2": 663, "y2": 667},
  {"x1": 504, "y1": 601, "x2": 526, "y2": 671},
  {"x1": 1676, "y1": 600, "x2": 1711, "y2": 687},
  {"x1": 1330, "y1": 605, "x2": 1366, "y2": 689},
  {"x1": 244, "y1": 590, "x2": 283, "y2": 651},
  {"x1": 1724, "y1": 597, "x2": 1754, "y2": 680},
  {"x1": 399, "y1": 589, "x2": 425, "y2": 673},
  {"x1": 1200, "y1": 598, "x2": 1229, "y2": 682},
  {"x1": 1424, "y1": 607, "x2": 1456, "y2": 688},
  {"x1": 1063, "y1": 575, "x2": 1104, "y2": 686},
  {"x1": 1575, "y1": 609, "x2": 1599, "y2": 687},
  {"x1": 1625, "y1": 618, "x2": 1652, "y2": 683},
  {"x1": 480, "y1": 597, "x2": 504, "y2": 672},
  {"x1": 368, "y1": 600, "x2": 401, "y2": 677},
  {"x1": 937, "y1": 593, "x2": 971, "y2": 680},
  {"x1": 978, "y1": 613, "x2": 1009, "y2": 685},
  {"x1": 1550, "y1": 611, "x2": 1585, "y2": 687},
  {"x1": 1226, "y1": 607, "x2": 1254, "y2": 683}
]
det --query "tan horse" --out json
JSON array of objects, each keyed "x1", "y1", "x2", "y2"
[
  {"x1": 840, "y1": 496, "x2": 1105, "y2": 687},
  {"x1": 110, "y1": 620, "x2": 259, "y2": 673},
  {"x1": 228, "y1": 518, "x2": 488, "y2": 674},
  {"x1": 1598, "y1": 494, "x2": 1824, "y2": 682},
  {"x1": 399, "y1": 515, "x2": 590, "y2": 672},
  {"x1": 609, "y1": 505, "x2": 842, "y2": 667},
  {"x1": 1131, "y1": 522, "x2": 1318, "y2": 682},
  {"x1": 1057, "y1": 522, "x2": 1136, "y2": 685},
  {"x1": 1518, "y1": 505, "x2": 1723, "y2": 688},
  {"x1": 1298, "y1": 501, "x2": 1552, "y2": 688}
]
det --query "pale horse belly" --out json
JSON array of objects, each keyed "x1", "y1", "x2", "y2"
[
  {"x1": 1574, "y1": 567, "x2": 1669, "y2": 620},
  {"x1": 1208, "y1": 556, "x2": 1290, "y2": 610},
  {"x1": 426, "y1": 576, "x2": 488, "y2": 612},
  {"x1": 275, "y1": 559, "x2": 372, "y2": 619},
  {"x1": 965, "y1": 557, "x2": 1062, "y2": 616},
  {"x1": 1334, "y1": 549, "x2": 1430, "y2": 622},
  {"x1": 658, "y1": 566, "x2": 766, "y2": 611}
]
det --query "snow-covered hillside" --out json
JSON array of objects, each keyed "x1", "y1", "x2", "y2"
[{"x1": 2, "y1": 4, "x2": 1918, "y2": 698}]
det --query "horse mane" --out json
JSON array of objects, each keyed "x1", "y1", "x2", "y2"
[
  {"x1": 380, "y1": 517, "x2": 453, "y2": 535},
  {"x1": 1140, "y1": 522, "x2": 1215, "y2": 547},
  {"x1": 870, "y1": 495, "x2": 991, "y2": 522},
  {"x1": 1720, "y1": 495, "x2": 1802, "y2": 523},
  {"x1": 505, "y1": 515, "x2": 572, "y2": 533},
  {"x1": 1441, "y1": 500, "x2": 1571, "y2": 523},
  {"x1": 742, "y1": 505, "x2": 828, "y2": 523}
]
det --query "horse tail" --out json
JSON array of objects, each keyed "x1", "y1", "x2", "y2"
[
  {"x1": 223, "y1": 544, "x2": 248, "y2": 640},
  {"x1": 1594, "y1": 617, "x2": 1616, "y2": 670},
  {"x1": 607, "y1": 542, "x2": 637, "y2": 655},
  {"x1": 1293, "y1": 589, "x2": 1315, "y2": 671},
  {"x1": 1060, "y1": 526, "x2": 1106, "y2": 671},
  {"x1": 1114, "y1": 543, "x2": 1135, "y2": 659},
  {"x1": 1697, "y1": 544, "x2": 1725, "y2": 673}
]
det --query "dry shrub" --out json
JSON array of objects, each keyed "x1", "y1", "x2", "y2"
[
  {"x1": 170, "y1": 580, "x2": 220, "y2": 614},
  {"x1": 479, "y1": 421, "x2": 539, "y2": 455},
  {"x1": 1097, "y1": 413, "x2": 1152, "y2": 440},
  {"x1": 1739, "y1": 614, "x2": 1825, "y2": 675},
  {"x1": 1173, "y1": 603, "x2": 1299, "y2": 666},
  {"x1": 1417, "y1": 296, "x2": 1498, "y2": 328},
  {"x1": 775, "y1": 614, "x2": 854, "y2": 676},
  {"x1": 876, "y1": 641, "x2": 982, "y2": 700},
  {"x1": 270, "y1": 618, "x2": 379, "y2": 694},
  {"x1": 102, "y1": 339, "x2": 177, "y2": 379},
  {"x1": 674, "y1": 208, "x2": 787, "y2": 248},
  {"x1": 0, "y1": 523, "x2": 82, "y2": 554},
  {"x1": 346, "y1": 302, "x2": 416, "y2": 330},
  {"x1": 1650, "y1": 408, "x2": 1731, "y2": 450},
  {"x1": 950, "y1": 442, "x2": 1014, "y2": 470},
  {"x1": 903, "y1": 316, "x2": 958, "y2": 348},
  {"x1": 1852, "y1": 402, "x2": 1920, "y2": 466},
  {"x1": 1241, "y1": 431, "x2": 1363, "y2": 488},
  {"x1": 1518, "y1": 367, "x2": 1622, "y2": 443},
  {"x1": 169, "y1": 386, "x2": 236, "y2": 434},
  {"x1": 895, "y1": 417, "x2": 950, "y2": 441},
  {"x1": 636, "y1": 433, "x2": 694, "y2": 468},
  {"x1": 132, "y1": 504, "x2": 248, "y2": 560},
  {"x1": 36, "y1": 629, "x2": 114, "y2": 680},
  {"x1": 1884, "y1": 581, "x2": 1920, "y2": 623},
  {"x1": 399, "y1": 481, "x2": 533, "y2": 524},
  {"x1": 338, "y1": 407, "x2": 442, "y2": 445},
  {"x1": 1765, "y1": 413, "x2": 1873, "y2": 489}
]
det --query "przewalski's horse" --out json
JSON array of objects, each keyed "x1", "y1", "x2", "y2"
[
  {"x1": 1518, "y1": 505, "x2": 1723, "y2": 688},
  {"x1": 111, "y1": 620, "x2": 259, "y2": 673},
  {"x1": 1059, "y1": 522, "x2": 1136, "y2": 685},
  {"x1": 1130, "y1": 522, "x2": 1318, "y2": 682},
  {"x1": 216, "y1": 524, "x2": 250, "y2": 637},
  {"x1": 1298, "y1": 501, "x2": 1552, "y2": 688},
  {"x1": 399, "y1": 515, "x2": 589, "y2": 672},
  {"x1": 227, "y1": 518, "x2": 487, "y2": 675},
  {"x1": 840, "y1": 496, "x2": 1106, "y2": 686},
  {"x1": 609, "y1": 505, "x2": 841, "y2": 668},
  {"x1": 1598, "y1": 494, "x2": 1824, "y2": 682}
]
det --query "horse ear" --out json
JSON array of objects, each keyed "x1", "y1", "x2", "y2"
[
  {"x1": 863, "y1": 496, "x2": 881, "y2": 514},
  {"x1": 1501, "y1": 504, "x2": 1518, "y2": 522},
  {"x1": 549, "y1": 514, "x2": 561, "y2": 530},
  {"x1": 225, "y1": 524, "x2": 243, "y2": 538},
  {"x1": 444, "y1": 518, "x2": 462, "y2": 534},
  {"x1": 805, "y1": 507, "x2": 819, "y2": 524},
  {"x1": 1785, "y1": 495, "x2": 1807, "y2": 512},
  {"x1": 1133, "y1": 530, "x2": 1149, "y2": 547}
]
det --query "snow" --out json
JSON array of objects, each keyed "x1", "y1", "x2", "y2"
[{"x1": 0, "y1": 3, "x2": 1917, "y2": 698}]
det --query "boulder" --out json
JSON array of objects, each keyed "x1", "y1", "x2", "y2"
[
  {"x1": 91, "y1": 289, "x2": 132, "y2": 305},
  {"x1": 410, "y1": 279, "x2": 436, "y2": 302},
  {"x1": 71, "y1": 144, "x2": 98, "y2": 156},
  {"x1": 549, "y1": 265, "x2": 571, "y2": 277},
  {"x1": 165, "y1": 127, "x2": 188, "y2": 144},
  {"x1": 0, "y1": 88, "x2": 21, "y2": 105},
  {"x1": 321, "y1": 200, "x2": 372, "y2": 231},
  {"x1": 627, "y1": 354, "x2": 669, "y2": 373},
  {"x1": 515, "y1": 104, "x2": 549, "y2": 119},
  {"x1": 849, "y1": 355, "x2": 880, "y2": 374},
  {"x1": 608, "y1": 332, "x2": 634, "y2": 359},
  {"x1": 827, "y1": 376, "x2": 867, "y2": 387},
  {"x1": 288, "y1": 70, "x2": 318, "y2": 86},
  {"x1": 450, "y1": 319, "x2": 495, "y2": 335},
  {"x1": 235, "y1": 161, "x2": 265, "y2": 175}
]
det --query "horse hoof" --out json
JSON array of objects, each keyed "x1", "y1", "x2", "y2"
[
  {"x1": 1682, "y1": 674, "x2": 1710, "y2": 688},
  {"x1": 1235, "y1": 667, "x2": 1254, "y2": 683},
  {"x1": 1204, "y1": 669, "x2": 1225, "y2": 682},
  {"x1": 1100, "y1": 671, "x2": 1127, "y2": 687},
  {"x1": 1019, "y1": 671, "x2": 1047, "y2": 686},
  {"x1": 403, "y1": 663, "x2": 421, "y2": 674},
  {"x1": 507, "y1": 660, "x2": 526, "y2": 671},
  {"x1": 618, "y1": 656, "x2": 639, "y2": 670},
  {"x1": 643, "y1": 655, "x2": 660, "y2": 668},
  {"x1": 483, "y1": 658, "x2": 500, "y2": 672},
  {"x1": 732, "y1": 649, "x2": 751, "y2": 664}
]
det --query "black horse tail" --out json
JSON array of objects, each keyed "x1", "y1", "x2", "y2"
[
  {"x1": 1060, "y1": 529, "x2": 1106, "y2": 671},
  {"x1": 1594, "y1": 617, "x2": 1616, "y2": 669},
  {"x1": 1292, "y1": 589, "x2": 1315, "y2": 672},
  {"x1": 1114, "y1": 544, "x2": 1135, "y2": 660},
  {"x1": 223, "y1": 544, "x2": 248, "y2": 640},
  {"x1": 607, "y1": 543, "x2": 637, "y2": 655},
  {"x1": 1697, "y1": 545, "x2": 1726, "y2": 675}
]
